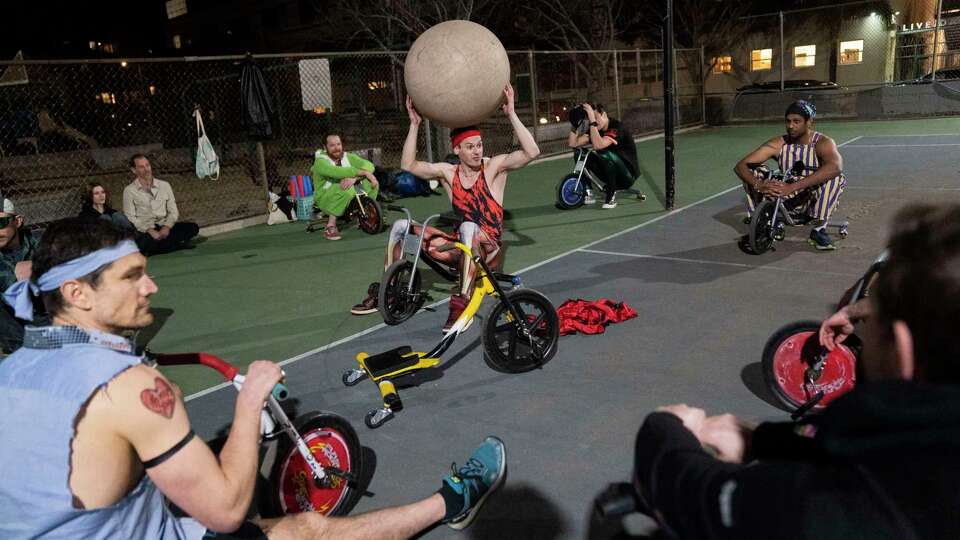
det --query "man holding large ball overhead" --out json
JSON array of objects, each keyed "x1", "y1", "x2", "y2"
[{"x1": 350, "y1": 85, "x2": 539, "y2": 332}]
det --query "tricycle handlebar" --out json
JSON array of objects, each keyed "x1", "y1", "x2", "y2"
[{"x1": 153, "y1": 352, "x2": 289, "y2": 401}]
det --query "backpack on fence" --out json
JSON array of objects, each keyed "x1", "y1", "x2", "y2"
[{"x1": 194, "y1": 108, "x2": 220, "y2": 180}]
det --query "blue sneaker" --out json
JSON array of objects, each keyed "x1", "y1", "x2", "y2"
[
  {"x1": 442, "y1": 436, "x2": 507, "y2": 530},
  {"x1": 808, "y1": 228, "x2": 836, "y2": 251}
]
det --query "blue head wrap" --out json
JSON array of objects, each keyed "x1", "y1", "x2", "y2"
[
  {"x1": 3, "y1": 240, "x2": 140, "y2": 320},
  {"x1": 785, "y1": 100, "x2": 817, "y2": 120}
]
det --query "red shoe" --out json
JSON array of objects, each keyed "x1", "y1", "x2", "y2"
[
  {"x1": 351, "y1": 282, "x2": 379, "y2": 315},
  {"x1": 324, "y1": 225, "x2": 342, "y2": 241},
  {"x1": 443, "y1": 294, "x2": 472, "y2": 333}
]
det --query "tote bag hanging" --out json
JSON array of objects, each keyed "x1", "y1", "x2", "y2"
[{"x1": 194, "y1": 108, "x2": 220, "y2": 180}]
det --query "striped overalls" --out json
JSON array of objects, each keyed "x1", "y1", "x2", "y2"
[{"x1": 745, "y1": 131, "x2": 846, "y2": 224}]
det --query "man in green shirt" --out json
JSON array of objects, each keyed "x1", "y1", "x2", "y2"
[
  {"x1": 310, "y1": 133, "x2": 379, "y2": 241},
  {"x1": 0, "y1": 197, "x2": 40, "y2": 353}
]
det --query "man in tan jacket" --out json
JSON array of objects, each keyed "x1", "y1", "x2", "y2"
[{"x1": 123, "y1": 154, "x2": 199, "y2": 256}]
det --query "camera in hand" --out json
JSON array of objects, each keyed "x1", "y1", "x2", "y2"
[{"x1": 568, "y1": 104, "x2": 587, "y2": 129}]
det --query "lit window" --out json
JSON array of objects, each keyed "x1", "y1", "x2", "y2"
[
  {"x1": 102, "y1": 43, "x2": 115, "y2": 54},
  {"x1": 173, "y1": 35, "x2": 182, "y2": 49},
  {"x1": 366, "y1": 80, "x2": 387, "y2": 90},
  {"x1": 751, "y1": 49, "x2": 772, "y2": 71},
  {"x1": 89, "y1": 41, "x2": 96, "y2": 50},
  {"x1": 166, "y1": 0, "x2": 187, "y2": 19},
  {"x1": 794, "y1": 45, "x2": 816, "y2": 68},
  {"x1": 711, "y1": 56, "x2": 733, "y2": 74},
  {"x1": 839, "y1": 40, "x2": 863, "y2": 65}
]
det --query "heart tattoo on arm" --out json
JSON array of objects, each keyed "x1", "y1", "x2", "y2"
[{"x1": 141, "y1": 377, "x2": 176, "y2": 419}]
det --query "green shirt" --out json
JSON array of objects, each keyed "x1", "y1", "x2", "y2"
[
  {"x1": 0, "y1": 229, "x2": 38, "y2": 292},
  {"x1": 310, "y1": 151, "x2": 374, "y2": 184}
]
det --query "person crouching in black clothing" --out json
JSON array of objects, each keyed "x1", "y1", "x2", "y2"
[{"x1": 632, "y1": 202, "x2": 960, "y2": 539}]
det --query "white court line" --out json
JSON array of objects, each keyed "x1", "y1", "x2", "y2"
[
  {"x1": 839, "y1": 135, "x2": 863, "y2": 146},
  {"x1": 185, "y1": 135, "x2": 862, "y2": 402},
  {"x1": 578, "y1": 249, "x2": 860, "y2": 278},
  {"x1": 845, "y1": 143, "x2": 960, "y2": 148}
]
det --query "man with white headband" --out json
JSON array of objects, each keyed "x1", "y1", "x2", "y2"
[
  {"x1": 734, "y1": 100, "x2": 846, "y2": 251},
  {"x1": 351, "y1": 84, "x2": 540, "y2": 332},
  {"x1": 0, "y1": 218, "x2": 506, "y2": 539}
]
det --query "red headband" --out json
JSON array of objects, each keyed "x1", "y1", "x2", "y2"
[{"x1": 451, "y1": 129, "x2": 482, "y2": 148}]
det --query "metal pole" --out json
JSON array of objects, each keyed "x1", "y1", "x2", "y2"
[
  {"x1": 528, "y1": 50, "x2": 539, "y2": 142},
  {"x1": 700, "y1": 46, "x2": 707, "y2": 125},
  {"x1": 933, "y1": 0, "x2": 944, "y2": 82},
  {"x1": 663, "y1": 0, "x2": 676, "y2": 210},
  {"x1": 636, "y1": 48, "x2": 641, "y2": 87},
  {"x1": 613, "y1": 51, "x2": 622, "y2": 119},
  {"x1": 424, "y1": 118, "x2": 434, "y2": 162},
  {"x1": 255, "y1": 141, "x2": 270, "y2": 209},
  {"x1": 779, "y1": 11, "x2": 785, "y2": 93}
]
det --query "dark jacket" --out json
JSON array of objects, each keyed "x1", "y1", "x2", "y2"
[
  {"x1": 634, "y1": 380, "x2": 960, "y2": 539},
  {"x1": 0, "y1": 229, "x2": 38, "y2": 293},
  {"x1": 78, "y1": 203, "x2": 118, "y2": 221}
]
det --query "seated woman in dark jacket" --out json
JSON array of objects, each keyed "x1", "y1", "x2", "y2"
[{"x1": 78, "y1": 182, "x2": 134, "y2": 231}]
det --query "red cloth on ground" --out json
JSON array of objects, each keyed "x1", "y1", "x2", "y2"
[{"x1": 556, "y1": 298, "x2": 638, "y2": 336}]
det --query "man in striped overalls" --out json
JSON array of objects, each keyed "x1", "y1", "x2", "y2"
[{"x1": 734, "y1": 100, "x2": 846, "y2": 250}]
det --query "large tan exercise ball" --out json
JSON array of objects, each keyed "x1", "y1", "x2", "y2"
[{"x1": 404, "y1": 20, "x2": 510, "y2": 128}]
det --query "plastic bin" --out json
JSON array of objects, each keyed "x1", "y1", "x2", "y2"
[{"x1": 295, "y1": 195, "x2": 314, "y2": 221}]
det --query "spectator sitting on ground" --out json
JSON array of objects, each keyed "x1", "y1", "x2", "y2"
[
  {"x1": 122, "y1": 154, "x2": 199, "y2": 256},
  {"x1": 78, "y1": 182, "x2": 135, "y2": 231},
  {"x1": 631, "y1": 202, "x2": 960, "y2": 539},
  {"x1": 310, "y1": 133, "x2": 379, "y2": 241},
  {"x1": 0, "y1": 197, "x2": 47, "y2": 353},
  {"x1": 0, "y1": 218, "x2": 507, "y2": 539}
]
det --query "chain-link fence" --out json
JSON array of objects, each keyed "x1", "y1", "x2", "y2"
[
  {"x1": 0, "y1": 48, "x2": 703, "y2": 228},
  {"x1": 705, "y1": 0, "x2": 960, "y2": 123}
]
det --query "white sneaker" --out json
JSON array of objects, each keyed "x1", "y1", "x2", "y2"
[
  {"x1": 602, "y1": 193, "x2": 617, "y2": 209},
  {"x1": 584, "y1": 190, "x2": 596, "y2": 205}
]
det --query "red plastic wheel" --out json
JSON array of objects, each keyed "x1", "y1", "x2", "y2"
[
  {"x1": 762, "y1": 321, "x2": 858, "y2": 411},
  {"x1": 270, "y1": 413, "x2": 361, "y2": 517}
]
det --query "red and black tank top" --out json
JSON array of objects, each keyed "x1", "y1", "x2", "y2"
[{"x1": 451, "y1": 165, "x2": 504, "y2": 243}]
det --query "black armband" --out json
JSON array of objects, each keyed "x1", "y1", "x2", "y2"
[{"x1": 143, "y1": 430, "x2": 196, "y2": 468}]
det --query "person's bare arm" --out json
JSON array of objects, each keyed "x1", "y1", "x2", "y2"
[
  {"x1": 795, "y1": 135, "x2": 843, "y2": 190},
  {"x1": 568, "y1": 130, "x2": 589, "y2": 148},
  {"x1": 820, "y1": 297, "x2": 872, "y2": 350},
  {"x1": 582, "y1": 103, "x2": 614, "y2": 150},
  {"x1": 734, "y1": 137, "x2": 782, "y2": 189},
  {"x1": 111, "y1": 362, "x2": 281, "y2": 532},
  {"x1": 400, "y1": 96, "x2": 451, "y2": 180},
  {"x1": 487, "y1": 84, "x2": 539, "y2": 179}
]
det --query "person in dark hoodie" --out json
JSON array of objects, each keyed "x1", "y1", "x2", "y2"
[{"x1": 632, "y1": 202, "x2": 960, "y2": 539}]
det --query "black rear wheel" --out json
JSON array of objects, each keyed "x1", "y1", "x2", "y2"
[
  {"x1": 748, "y1": 199, "x2": 778, "y2": 254},
  {"x1": 483, "y1": 289, "x2": 560, "y2": 373},
  {"x1": 378, "y1": 261, "x2": 423, "y2": 325}
]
